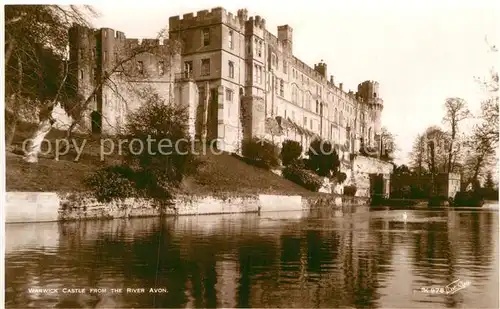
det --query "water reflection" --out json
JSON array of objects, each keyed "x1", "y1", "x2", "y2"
[{"x1": 5, "y1": 206, "x2": 499, "y2": 308}]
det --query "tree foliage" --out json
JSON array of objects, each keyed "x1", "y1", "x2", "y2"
[
  {"x1": 280, "y1": 139, "x2": 302, "y2": 166},
  {"x1": 306, "y1": 139, "x2": 340, "y2": 177},
  {"x1": 484, "y1": 171, "x2": 495, "y2": 189},
  {"x1": 241, "y1": 138, "x2": 280, "y2": 169},
  {"x1": 85, "y1": 88, "x2": 198, "y2": 203}
]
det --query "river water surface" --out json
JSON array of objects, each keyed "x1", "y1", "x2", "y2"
[{"x1": 5, "y1": 205, "x2": 499, "y2": 308}]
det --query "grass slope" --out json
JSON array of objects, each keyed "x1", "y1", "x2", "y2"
[{"x1": 6, "y1": 124, "x2": 311, "y2": 195}]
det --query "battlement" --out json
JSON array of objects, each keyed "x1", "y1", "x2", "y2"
[
  {"x1": 265, "y1": 31, "x2": 285, "y2": 52},
  {"x1": 356, "y1": 80, "x2": 383, "y2": 106},
  {"x1": 247, "y1": 15, "x2": 266, "y2": 29},
  {"x1": 169, "y1": 7, "x2": 246, "y2": 32}
]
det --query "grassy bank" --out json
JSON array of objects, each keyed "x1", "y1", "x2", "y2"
[{"x1": 6, "y1": 124, "x2": 311, "y2": 195}]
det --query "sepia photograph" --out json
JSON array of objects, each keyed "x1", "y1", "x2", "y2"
[{"x1": 2, "y1": 0, "x2": 499, "y2": 308}]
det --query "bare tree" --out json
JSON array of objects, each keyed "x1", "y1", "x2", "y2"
[
  {"x1": 462, "y1": 129, "x2": 496, "y2": 189},
  {"x1": 62, "y1": 36, "x2": 181, "y2": 139},
  {"x1": 442, "y1": 97, "x2": 471, "y2": 173},
  {"x1": 475, "y1": 37, "x2": 499, "y2": 146},
  {"x1": 25, "y1": 26, "x2": 181, "y2": 162},
  {"x1": 5, "y1": 5, "x2": 97, "y2": 149},
  {"x1": 458, "y1": 37, "x2": 499, "y2": 189},
  {"x1": 409, "y1": 133, "x2": 427, "y2": 176},
  {"x1": 424, "y1": 126, "x2": 449, "y2": 173},
  {"x1": 380, "y1": 126, "x2": 397, "y2": 161}
]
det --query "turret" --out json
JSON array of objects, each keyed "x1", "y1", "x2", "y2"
[
  {"x1": 356, "y1": 80, "x2": 383, "y2": 136},
  {"x1": 277, "y1": 25, "x2": 293, "y2": 53},
  {"x1": 314, "y1": 60, "x2": 327, "y2": 79}
]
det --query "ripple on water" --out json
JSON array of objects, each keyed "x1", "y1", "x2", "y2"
[{"x1": 4, "y1": 210, "x2": 499, "y2": 309}]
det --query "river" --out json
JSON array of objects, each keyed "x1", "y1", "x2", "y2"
[{"x1": 5, "y1": 204, "x2": 499, "y2": 308}]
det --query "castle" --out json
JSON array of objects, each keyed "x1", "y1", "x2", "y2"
[
  {"x1": 67, "y1": 6, "x2": 392, "y2": 197},
  {"x1": 69, "y1": 6, "x2": 383, "y2": 157}
]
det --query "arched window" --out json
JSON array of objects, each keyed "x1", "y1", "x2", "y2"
[
  {"x1": 228, "y1": 30, "x2": 234, "y2": 49},
  {"x1": 334, "y1": 108, "x2": 338, "y2": 124}
]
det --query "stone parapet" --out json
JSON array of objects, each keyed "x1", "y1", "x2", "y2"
[{"x1": 5, "y1": 191, "x2": 369, "y2": 224}]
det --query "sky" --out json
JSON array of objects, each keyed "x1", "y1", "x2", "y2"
[{"x1": 88, "y1": 0, "x2": 500, "y2": 165}]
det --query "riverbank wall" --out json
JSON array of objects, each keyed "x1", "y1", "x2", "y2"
[{"x1": 5, "y1": 192, "x2": 369, "y2": 224}]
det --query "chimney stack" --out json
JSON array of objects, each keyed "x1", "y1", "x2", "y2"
[
  {"x1": 330, "y1": 75, "x2": 334, "y2": 84},
  {"x1": 339, "y1": 83, "x2": 343, "y2": 90}
]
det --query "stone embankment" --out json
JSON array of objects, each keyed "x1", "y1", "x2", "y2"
[{"x1": 5, "y1": 192, "x2": 369, "y2": 223}]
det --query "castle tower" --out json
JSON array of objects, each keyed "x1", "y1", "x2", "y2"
[
  {"x1": 277, "y1": 25, "x2": 293, "y2": 53},
  {"x1": 68, "y1": 24, "x2": 98, "y2": 132},
  {"x1": 356, "y1": 80, "x2": 383, "y2": 146}
]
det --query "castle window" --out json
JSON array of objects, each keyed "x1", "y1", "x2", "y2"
[
  {"x1": 137, "y1": 61, "x2": 144, "y2": 75},
  {"x1": 184, "y1": 61, "x2": 193, "y2": 75},
  {"x1": 284, "y1": 110, "x2": 287, "y2": 118},
  {"x1": 258, "y1": 66, "x2": 262, "y2": 84},
  {"x1": 202, "y1": 28, "x2": 210, "y2": 46},
  {"x1": 228, "y1": 30, "x2": 234, "y2": 49},
  {"x1": 279, "y1": 79, "x2": 284, "y2": 97},
  {"x1": 275, "y1": 77, "x2": 279, "y2": 95},
  {"x1": 158, "y1": 61, "x2": 165, "y2": 76},
  {"x1": 258, "y1": 41, "x2": 263, "y2": 57},
  {"x1": 226, "y1": 89, "x2": 233, "y2": 102},
  {"x1": 271, "y1": 53, "x2": 276, "y2": 67},
  {"x1": 283, "y1": 60, "x2": 287, "y2": 74},
  {"x1": 304, "y1": 116, "x2": 307, "y2": 126},
  {"x1": 79, "y1": 69, "x2": 84, "y2": 79},
  {"x1": 310, "y1": 119, "x2": 313, "y2": 129},
  {"x1": 373, "y1": 92, "x2": 377, "y2": 98},
  {"x1": 316, "y1": 101, "x2": 319, "y2": 114},
  {"x1": 201, "y1": 59, "x2": 210, "y2": 76},
  {"x1": 228, "y1": 61, "x2": 234, "y2": 78}
]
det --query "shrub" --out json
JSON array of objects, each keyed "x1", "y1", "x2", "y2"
[
  {"x1": 280, "y1": 139, "x2": 302, "y2": 166},
  {"x1": 242, "y1": 137, "x2": 280, "y2": 169},
  {"x1": 83, "y1": 165, "x2": 137, "y2": 203},
  {"x1": 307, "y1": 138, "x2": 340, "y2": 177},
  {"x1": 344, "y1": 185, "x2": 357, "y2": 196},
  {"x1": 85, "y1": 88, "x2": 196, "y2": 204},
  {"x1": 122, "y1": 89, "x2": 198, "y2": 186},
  {"x1": 282, "y1": 163, "x2": 323, "y2": 191},
  {"x1": 336, "y1": 172, "x2": 347, "y2": 184}
]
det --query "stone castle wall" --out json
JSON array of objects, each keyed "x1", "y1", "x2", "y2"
[{"x1": 349, "y1": 155, "x2": 393, "y2": 198}]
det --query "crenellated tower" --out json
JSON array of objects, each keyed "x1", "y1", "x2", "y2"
[
  {"x1": 356, "y1": 80, "x2": 383, "y2": 146},
  {"x1": 69, "y1": 23, "x2": 186, "y2": 135}
]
